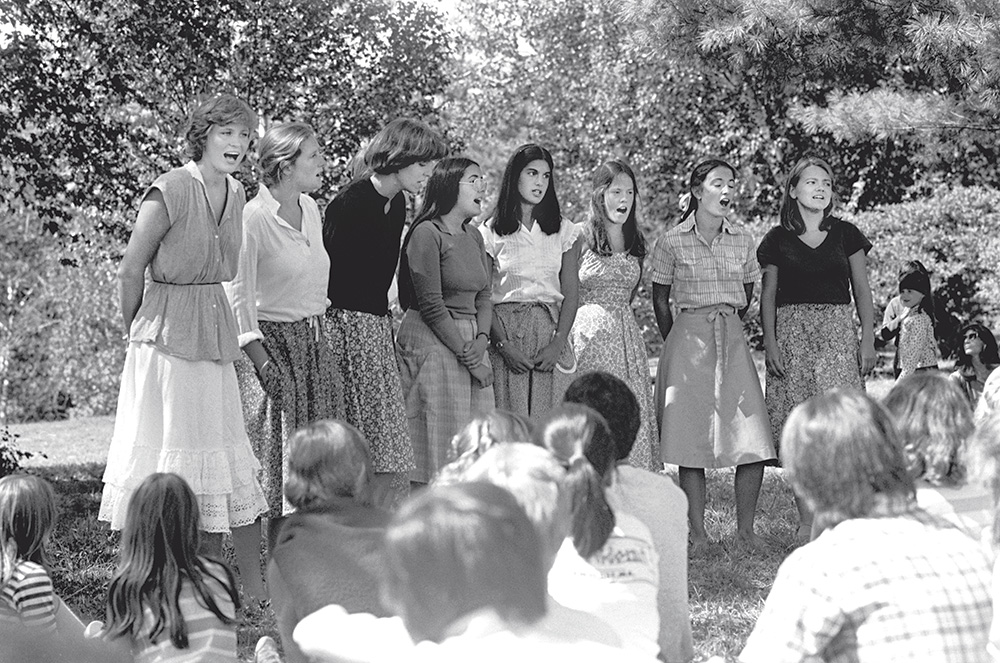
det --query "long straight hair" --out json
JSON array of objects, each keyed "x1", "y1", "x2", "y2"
[
  {"x1": 104, "y1": 473, "x2": 239, "y2": 649},
  {"x1": 0, "y1": 474, "x2": 57, "y2": 588},
  {"x1": 533, "y1": 403, "x2": 616, "y2": 558},
  {"x1": 398, "y1": 157, "x2": 478, "y2": 311},
  {"x1": 586, "y1": 159, "x2": 646, "y2": 259},
  {"x1": 779, "y1": 156, "x2": 838, "y2": 234},
  {"x1": 490, "y1": 144, "x2": 561, "y2": 236}
]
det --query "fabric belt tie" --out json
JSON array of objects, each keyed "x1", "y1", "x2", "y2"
[
  {"x1": 307, "y1": 314, "x2": 322, "y2": 342},
  {"x1": 681, "y1": 304, "x2": 736, "y2": 403}
]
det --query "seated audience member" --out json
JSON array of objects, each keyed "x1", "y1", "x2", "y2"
[
  {"x1": 565, "y1": 371, "x2": 694, "y2": 662},
  {"x1": 970, "y1": 411, "x2": 1000, "y2": 658},
  {"x1": 268, "y1": 420, "x2": 391, "y2": 663},
  {"x1": 883, "y1": 373, "x2": 992, "y2": 543},
  {"x1": 296, "y1": 482, "x2": 657, "y2": 662},
  {"x1": 950, "y1": 323, "x2": 1000, "y2": 406},
  {"x1": 534, "y1": 404, "x2": 661, "y2": 659},
  {"x1": 459, "y1": 444, "x2": 621, "y2": 648},
  {"x1": 432, "y1": 410, "x2": 532, "y2": 485},
  {"x1": 740, "y1": 390, "x2": 992, "y2": 663},
  {"x1": 978, "y1": 368, "x2": 1000, "y2": 426}
]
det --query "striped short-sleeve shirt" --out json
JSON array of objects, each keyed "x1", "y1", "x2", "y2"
[
  {"x1": 133, "y1": 572, "x2": 237, "y2": 662},
  {"x1": 648, "y1": 217, "x2": 760, "y2": 310},
  {"x1": 0, "y1": 560, "x2": 56, "y2": 632}
]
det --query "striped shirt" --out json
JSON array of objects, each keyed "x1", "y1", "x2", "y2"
[
  {"x1": 648, "y1": 217, "x2": 759, "y2": 309},
  {"x1": 0, "y1": 560, "x2": 56, "y2": 632},
  {"x1": 133, "y1": 573, "x2": 237, "y2": 662}
]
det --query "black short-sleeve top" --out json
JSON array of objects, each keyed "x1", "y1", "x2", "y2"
[
  {"x1": 756, "y1": 219, "x2": 872, "y2": 306},
  {"x1": 323, "y1": 178, "x2": 406, "y2": 316}
]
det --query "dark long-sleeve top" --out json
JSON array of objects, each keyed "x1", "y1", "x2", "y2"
[
  {"x1": 323, "y1": 178, "x2": 406, "y2": 316},
  {"x1": 405, "y1": 218, "x2": 491, "y2": 354}
]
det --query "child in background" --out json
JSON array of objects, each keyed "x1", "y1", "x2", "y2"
[
  {"x1": 0, "y1": 474, "x2": 60, "y2": 632},
  {"x1": 879, "y1": 260, "x2": 929, "y2": 377},
  {"x1": 100, "y1": 473, "x2": 240, "y2": 662},
  {"x1": 879, "y1": 262, "x2": 938, "y2": 380}
]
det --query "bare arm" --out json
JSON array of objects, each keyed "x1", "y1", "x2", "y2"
[
  {"x1": 759, "y1": 265, "x2": 785, "y2": 377},
  {"x1": 535, "y1": 235, "x2": 583, "y2": 371},
  {"x1": 118, "y1": 190, "x2": 171, "y2": 333},
  {"x1": 848, "y1": 249, "x2": 877, "y2": 375},
  {"x1": 652, "y1": 282, "x2": 673, "y2": 340}
]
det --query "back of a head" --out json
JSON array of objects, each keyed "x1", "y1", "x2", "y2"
[
  {"x1": 564, "y1": 371, "x2": 640, "y2": 462},
  {"x1": 461, "y1": 444, "x2": 571, "y2": 569},
  {"x1": 435, "y1": 410, "x2": 534, "y2": 484},
  {"x1": 381, "y1": 482, "x2": 547, "y2": 643},
  {"x1": 0, "y1": 474, "x2": 57, "y2": 575},
  {"x1": 285, "y1": 419, "x2": 372, "y2": 510},
  {"x1": 120, "y1": 473, "x2": 201, "y2": 570},
  {"x1": 968, "y1": 410, "x2": 1000, "y2": 547},
  {"x1": 883, "y1": 373, "x2": 973, "y2": 485},
  {"x1": 533, "y1": 404, "x2": 616, "y2": 558},
  {"x1": 782, "y1": 390, "x2": 914, "y2": 531}
]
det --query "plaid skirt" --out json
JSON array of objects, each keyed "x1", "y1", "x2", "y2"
[
  {"x1": 655, "y1": 307, "x2": 774, "y2": 468},
  {"x1": 235, "y1": 316, "x2": 344, "y2": 517},
  {"x1": 396, "y1": 310, "x2": 495, "y2": 483},
  {"x1": 766, "y1": 303, "x2": 864, "y2": 458},
  {"x1": 324, "y1": 308, "x2": 414, "y2": 474},
  {"x1": 488, "y1": 302, "x2": 577, "y2": 418}
]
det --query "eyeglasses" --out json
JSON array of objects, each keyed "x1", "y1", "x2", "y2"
[
  {"x1": 459, "y1": 177, "x2": 488, "y2": 192},
  {"x1": 964, "y1": 331, "x2": 982, "y2": 341}
]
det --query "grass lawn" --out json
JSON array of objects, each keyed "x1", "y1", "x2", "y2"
[{"x1": 5, "y1": 372, "x2": 894, "y2": 662}]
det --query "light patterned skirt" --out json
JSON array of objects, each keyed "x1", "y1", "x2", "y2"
[
  {"x1": 99, "y1": 343, "x2": 268, "y2": 532},
  {"x1": 235, "y1": 316, "x2": 345, "y2": 517},
  {"x1": 323, "y1": 308, "x2": 414, "y2": 474},
  {"x1": 572, "y1": 300, "x2": 661, "y2": 472},
  {"x1": 767, "y1": 303, "x2": 864, "y2": 458},
  {"x1": 488, "y1": 302, "x2": 577, "y2": 418},
  {"x1": 396, "y1": 310, "x2": 495, "y2": 483},
  {"x1": 655, "y1": 308, "x2": 774, "y2": 468}
]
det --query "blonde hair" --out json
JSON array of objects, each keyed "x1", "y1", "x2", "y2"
[
  {"x1": 883, "y1": 373, "x2": 973, "y2": 485},
  {"x1": 258, "y1": 122, "x2": 317, "y2": 188}
]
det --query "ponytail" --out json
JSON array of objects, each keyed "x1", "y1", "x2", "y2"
[{"x1": 563, "y1": 455, "x2": 615, "y2": 558}]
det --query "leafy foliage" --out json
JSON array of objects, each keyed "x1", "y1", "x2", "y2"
[
  {"x1": 0, "y1": 427, "x2": 35, "y2": 477},
  {"x1": 0, "y1": 0, "x2": 453, "y2": 421}
]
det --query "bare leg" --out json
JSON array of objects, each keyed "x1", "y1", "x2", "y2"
[
  {"x1": 370, "y1": 472, "x2": 411, "y2": 511},
  {"x1": 678, "y1": 466, "x2": 708, "y2": 545},
  {"x1": 735, "y1": 461, "x2": 765, "y2": 544},
  {"x1": 231, "y1": 519, "x2": 266, "y2": 602}
]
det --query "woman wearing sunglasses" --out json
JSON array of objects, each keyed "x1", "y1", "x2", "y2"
[
  {"x1": 396, "y1": 157, "x2": 496, "y2": 484},
  {"x1": 950, "y1": 322, "x2": 999, "y2": 406}
]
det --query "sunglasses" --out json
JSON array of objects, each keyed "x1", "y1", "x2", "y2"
[{"x1": 964, "y1": 331, "x2": 982, "y2": 341}]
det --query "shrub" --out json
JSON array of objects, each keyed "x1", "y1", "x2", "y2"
[{"x1": 0, "y1": 427, "x2": 36, "y2": 477}]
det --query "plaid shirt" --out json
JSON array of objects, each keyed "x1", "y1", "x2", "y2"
[
  {"x1": 740, "y1": 508, "x2": 992, "y2": 663},
  {"x1": 648, "y1": 217, "x2": 760, "y2": 309}
]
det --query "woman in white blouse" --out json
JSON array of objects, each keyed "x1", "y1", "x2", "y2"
[
  {"x1": 226, "y1": 122, "x2": 343, "y2": 548},
  {"x1": 479, "y1": 144, "x2": 583, "y2": 417}
]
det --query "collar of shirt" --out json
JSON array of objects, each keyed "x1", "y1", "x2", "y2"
[
  {"x1": 183, "y1": 160, "x2": 240, "y2": 196},
  {"x1": 254, "y1": 184, "x2": 306, "y2": 235},
  {"x1": 677, "y1": 215, "x2": 737, "y2": 242}
]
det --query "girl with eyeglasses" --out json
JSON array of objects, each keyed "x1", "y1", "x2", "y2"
[{"x1": 396, "y1": 157, "x2": 496, "y2": 483}]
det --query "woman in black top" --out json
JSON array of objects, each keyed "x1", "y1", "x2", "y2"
[
  {"x1": 757, "y1": 156, "x2": 876, "y2": 539},
  {"x1": 323, "y1": 118, "x2": 447, "y2": 509}
]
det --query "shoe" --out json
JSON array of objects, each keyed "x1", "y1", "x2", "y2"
[{"x1": 255, "y1": 635, "x2": 282, "y2": 663}]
